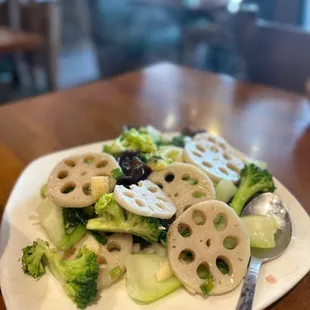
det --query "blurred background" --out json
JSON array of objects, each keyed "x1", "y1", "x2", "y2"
[{"x1": 0, "y1": 0, "x2": 310, "y2": 104}]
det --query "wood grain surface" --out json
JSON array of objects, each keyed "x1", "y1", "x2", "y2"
[
  {"x1": 0, "y1": 63, "x2": 309, "y2": 309},
  {"x1": 0, "y1": 26, "x2": 42, "y2": 53}
]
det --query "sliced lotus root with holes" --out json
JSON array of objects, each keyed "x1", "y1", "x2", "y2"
[
  {"x1": 195, "y1": 133, "x2": 249, "y2": 163},
  {"x1": 148, "y1": 163, "x2": 215, "y2": 217},
  {"x1": 114, "y1": 180, "x2": 176, "y2": 219},
  {"x1": 168, "y1": 200, "x2": 250, "y2": 295},
  {"x1": 183, "y1": 134, "x2": 244, "y2": 183},
  {"x1": 98, "y1": 233, "x2": 133, "y2": 289},
  {"x1": 47, "y1": 153, "x2": 120, "y2": 207}
]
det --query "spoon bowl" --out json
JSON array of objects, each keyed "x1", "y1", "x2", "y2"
[
  {"x1": 242, "y1": 193, "x2": 292, "y2": 262},
  {"x1": 236, "y1": 193, "x2": 292, "y2": 310}
]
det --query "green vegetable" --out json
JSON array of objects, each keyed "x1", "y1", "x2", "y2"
[
  {"x1": 111, "y1": 167, "x2": 124, "y2": 180},
  {"x1": 138, "y1": 125, "x2": 164, "y2": 146},
  {"x1": 213, "y1": 214, "x2": 226, "y2": 231},
  {"x1": 108, "y1": 128, "x2": 158, "y2": 156},
  {"x1": 216, "y1": 259, "x2": 229, "y2": 275},
  {"x1": 109, "y1": 266, "x2": 122, "y2": 279},
  {"x1": 126, "y1": 254, "x2": 181, "y2": 302},
  {"x1": 193, "y1": 192, "x2": 205, "y2": 198},
  {"x1": 223, "y1": 237, "x2": 237, "y2": 249},
  {"x1": 180, "y1": 227, "x2": 191, "y2": 237},
  {"x1": 37, "y1": 199, "x2": 86, "y2": 251},
  {"x1": 158, "y1": 146, "x2": 183, "y2": 163},
  {"x1": 147, "y1": 156, "x2": 168, "y2": 171},
  {"x1": 89, "y1": 231, "x2": 108, "y2": 246},
  {"x1": 216, "y1": 179, "x2": 238, "y2": 203},
  {"x1": 22, "y1": 239, "x2": 99, "y2": 309},
  {"x1": 103, "y1": 144, "x2": 112, "y2": 154},
  {"x1": 241, "y1": 215, "x2": 278, "y2": 248},
  {"x1": 230, "y1": 164, "x2": 275, "y2": 216},
  {"x1": 88, "y1": 194, "x2": 168, "y2": 243},
  {"x1": 200, "y1": 276, "x2": 214, "y2": 295},
  {"x1": 170, "y1": 135, "x2": 190, "y2": 148},
  {"x1": 68, "y1": 207, "x2": 108, "y2": 246},
  {"x1": 197, "y1": 264, "x2": 214, "y2": 295},
  {"x1": 40, "y1": 184, "x2": 47, "y2": 199},
  {"x1": 94, "y1": 194, "x2": 124, "y2": 224}
]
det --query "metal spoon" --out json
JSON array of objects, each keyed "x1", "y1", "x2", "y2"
[{"x1": 236, "y1": 193, "x2": 292, "y2": 310}]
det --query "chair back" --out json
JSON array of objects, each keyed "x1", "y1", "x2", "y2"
[{"x1": 237, "y1": 6, "x2": 310, "y2": 93}]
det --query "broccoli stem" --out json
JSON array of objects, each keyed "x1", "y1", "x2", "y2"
[{"x1": 87, "y1": 217, "x2": 161, "y2": 243}]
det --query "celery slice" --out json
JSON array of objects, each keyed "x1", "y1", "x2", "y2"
[
  {"x1": 215, "y1": 179, "x2": 237, "y2": 203},
  {"x1": 126, "y1": 254, "x2": 181, "y2": 302},
  {"x1": 241, "y1": 215, "x2": 278, "y2": 248}
]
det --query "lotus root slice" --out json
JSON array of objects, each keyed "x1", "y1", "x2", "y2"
[
  {"x1": 168, "y1": 200, "x2": 250, "y2": 295},
  {"x1": 47, "y1": 152, "x2": 119, "y2": 207},
  {"x1": 149, "y1": 163, "x2": 215, "y2": 216},
  {"x1": 114, "y1": 180, "x2": 176, "y2": 219},
  {"x1": 183, "y1": 133, "x2": 244, "y2": 183},
  {"x1": 98, "y1": 233, "x2": 133, "y2": 289}
]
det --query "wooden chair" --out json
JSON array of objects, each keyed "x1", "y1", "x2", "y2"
[
  {"x1": 181, "y1": 3, "x2": 310, "y2": 94},
  {"x1": 236, "y1": 6, "x2": 310, "y2": 94},
  {"x1": 180, "y1": 1, "x2": 245, "y2": 77},
  {"x1": 0, "y1": 0, "x2": 60, "y2": 91},
  {"x1": 0, "y1": 27, "x2": 42, "y2": 53}
]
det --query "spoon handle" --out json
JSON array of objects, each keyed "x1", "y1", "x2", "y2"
[{"x1": 236, "y1": 256, "x2": 262, "y2": 310}]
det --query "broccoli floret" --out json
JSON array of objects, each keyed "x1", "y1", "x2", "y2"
[
  {"x1": 22, "y1": 239, "x2": 99, "y2": 309},
  {"x1": 22, "y1": 240, "x2": 46, "y2": 278},
  {"x1": 230, "y1": 164, "x2": 275, "y2": 216},
  {"x1": 138, "y1": 125, "x2": 164, "y2": 145},
  {"x1": 37, "y1": 199, "x2": 86, "y2": 251},
  {"x1": 108, "y1": 128, "x2": 158, "y2": 156},
  {"x1": 163, "y1": 134, "x2": 191, "y2": 148},
  {"x1": 87, "y1": 194, "x2": 168, "y2": 243},
  {"x1": 95, "y1": 193, "x2": 124, "y2": 225}
]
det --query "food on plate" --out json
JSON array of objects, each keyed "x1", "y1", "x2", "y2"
[
  {"x1": 168, "y1": 200, "x2": 250, "y2": 295},
  {"x1": 230, "y1": 164, "x2": 275, "y2": 216},
  {"x1": 47, "y1": 153, "x2": 119, "y2": 208},
  {"x1": 116, "y1": 150, "x2": 152, "y2": 186},
  {"x1": 37, "y1": 198, "x2": 87, "y2": 250},
  {"x1": 215, "y1": 179, "x2": 238, "y2": 203},
  {"x1": 90, "y1": 176, "x2": 110, "y2": 201},
  {"x1": 183, "y1": 133, "x2": 245, "y2": 183},
  {"x1": 241, "y1": 215, "x2": 278, "y2": 248},
  {"x1": 158, "y1": 146, "x2": 184, "y2": 163},
  {"x1": 21, "y1": 239, "x2": 99, "y2": 309},
  {"x1": 97, "y1": 233, "x2": 133, "y2": 289},
  {"x1": 149, "y1": 163, "x2": 215, "y2": 216},
  {"x1": 106, "y1": 128, "x2": 158, "y2": 156},
  {"x1": 87, "y1": 193, "x2": 169, "y2": 243},
  {"x1": 22, "y1": 125, "x2": 279, "y2": 308},
  {"x1": 66, "y1": 232, "x2": 101, "y2": 258},
  {"x1": 114, "y1": 180, "x2": 176, "y2": 218},
  {"x1": 40, "y1": 183, "x2": 47, "y2": 198},
  {"x1": 126, "y1": 254, "x2": 181, "y2": 302}
]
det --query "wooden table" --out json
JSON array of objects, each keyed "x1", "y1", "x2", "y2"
[
  {"x1": 0, "y1": 63, "x2": 309, "y2": 309},
  {"x1": 0, "y1": 27, "x2": 42, "y2": 53}
]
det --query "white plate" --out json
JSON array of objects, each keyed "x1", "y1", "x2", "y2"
[{"x1": 1, "y1": 140, "x2": 310, "y2": 310}]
